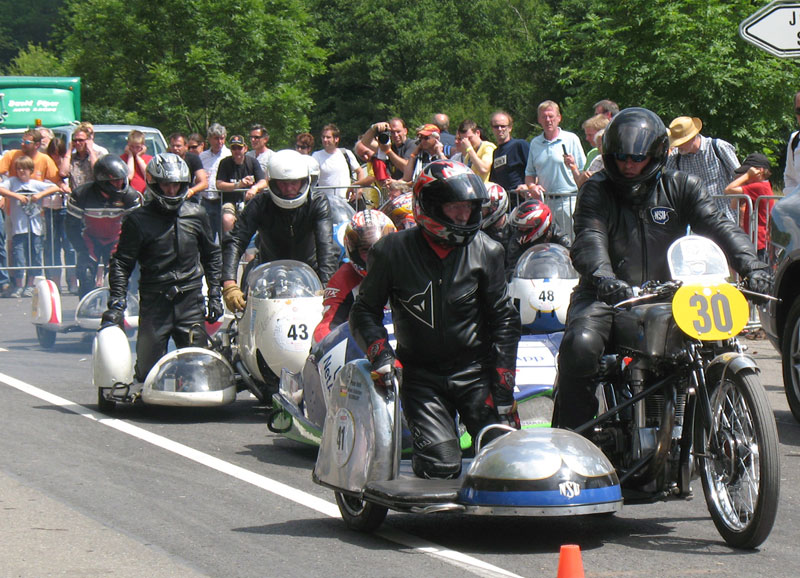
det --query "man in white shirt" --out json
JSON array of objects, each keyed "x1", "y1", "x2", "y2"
[
  {"x1": 246, "y1": 123, "x2": 273, "y2": 175},
  {"x1": 198, "y1": 122, "x2": 231, "y2": 240},
  {"x1": 312, "y1": 123, "x2": 365, "y2": 200},
  {"x1": 784, "y1": 90, "x2": 800, "y2": 197}
]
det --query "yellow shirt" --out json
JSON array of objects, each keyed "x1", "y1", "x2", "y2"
[{"x1": 465, "y1": 140, "x2": 497, "y2": 182}]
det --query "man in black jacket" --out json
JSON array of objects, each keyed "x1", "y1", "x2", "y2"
[
  {"x1": 553, "y1": 108, "x2": 772, "y2": 430},
  {"x1": 350, "y1": 160, "x2": 521, "y2": 479},
  {"x1": 101, "y1": 153, "x2": 223, "y2": 382},
  {"x1": 220, "y1": 149, "x2": 338, "y2": 312}
]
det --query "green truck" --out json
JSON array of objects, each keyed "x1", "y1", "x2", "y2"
[{"x1": 0, "y1": 76, "x2": 81, "y2": 150}]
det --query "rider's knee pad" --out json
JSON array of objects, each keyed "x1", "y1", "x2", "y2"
[
  {"x1": 412, "y1": 440, "x2": 462, "y2": 479},
  {"x1": 559, "y1": 328, "x2": 605, "y2": 378}
]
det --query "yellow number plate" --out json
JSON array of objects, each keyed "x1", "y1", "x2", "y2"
[{"x1": 672, "y1": 283, "x2": 749, "y2": 340}]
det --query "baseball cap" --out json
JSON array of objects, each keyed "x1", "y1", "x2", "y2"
[
  {"x1": 229, "y1": 135, "x2": 245, "y2": 147},
  {"x1": 416, "y1": 124, "x2": 441, "y2": 138},
  {"x1": 734, "y1": 153, "x2": 771, "y2": 174}
]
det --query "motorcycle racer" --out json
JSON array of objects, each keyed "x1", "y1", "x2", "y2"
[
  {"x1": 312, "y1": 209, "x2": 396, "y2": 345},
  {"x1": 350, "y1": 160, "x2": 521, "y2": 479},
  {"x1": 66, "y1": 155, "x2": 142, "y2": 297},
  {"x1": 101, "y1": 153, "x2": 222, "y2": 382},
  {"x1": 553, "y1": 107, "x2": 771, "y2": 429}
]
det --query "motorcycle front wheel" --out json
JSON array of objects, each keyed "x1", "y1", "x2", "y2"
[
  {"x1": 695, "y1": 368, "x2": 780, "y2": 549},
  {"x1": 334, "y1": 491, "x2": 388, "y2": 532}
]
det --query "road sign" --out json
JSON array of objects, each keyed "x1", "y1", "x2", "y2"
[{"x1": 740, "y1": 0, "x2": 800, "y2": 57}]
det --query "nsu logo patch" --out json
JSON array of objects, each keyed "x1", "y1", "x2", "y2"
[
  {"x1": 650, "y1": 206, "x2": 673, "y2": 225},
  {"x1": 559, "y1": 480, "x2": 581, "y2": 499}
]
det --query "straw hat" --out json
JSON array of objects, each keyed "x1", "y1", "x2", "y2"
[{"x1": 668, "y1": 116, "x2": 702, "y2": 148}]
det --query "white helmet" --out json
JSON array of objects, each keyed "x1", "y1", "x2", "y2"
[{"x1": 268, "y1": 149, "x2": 311, "y2": 209}]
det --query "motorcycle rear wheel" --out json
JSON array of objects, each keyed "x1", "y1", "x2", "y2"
[
  {"x1": 695, "y1": 369, "x2": 779, "y2": 549},
  {"x1": 335, "y1": 491, "x2": 388, "y2": 532}
]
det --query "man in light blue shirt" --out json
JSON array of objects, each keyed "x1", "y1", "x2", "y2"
[{"x1": 520, "y1": 101, "x2": 585, "y2": 237}]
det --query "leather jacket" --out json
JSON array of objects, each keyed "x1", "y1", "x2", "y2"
[
  {"x1": 66, "y1": 181, "x2": 142, "y2": 258},
  {"x1": 108, "y1": 199, "x2": 221, "y2": 300},
  {"x1": 350, "y1": 227, "x2": 520, "y2": 373},
  {"x1": 571, "y1": 169, "x2": 763, "y2": 293},
  {"x1": 221, "y1": 192, "x2": 338, "y2": 285}
]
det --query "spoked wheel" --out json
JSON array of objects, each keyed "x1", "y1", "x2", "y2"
[
  {"x1": 780, "y1": 296, "x2": 800, "y2": 421},
  {"x1": 334, "y1": 491, "x2": 387, "y2": 532},
  {"x1": 695, "y1": 369, "x2": 780, "y2": 549},
  {"x1": 36, "y1": 326, "x2": 56, "y2": 349}
]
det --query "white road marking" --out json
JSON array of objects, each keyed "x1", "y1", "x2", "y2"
[{"x1": 1, "y1": 373, "x2": 522, "y2": 578}]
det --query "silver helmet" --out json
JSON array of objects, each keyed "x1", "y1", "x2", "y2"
[{"x1": 146, "y1": 153, "x2": 190, "y2": 211}]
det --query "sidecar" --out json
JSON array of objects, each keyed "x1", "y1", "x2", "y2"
[
  {"x1": 94, "y1": 325, "x2": 237, "y2": 411},
  {"x1": 32, "y1": 276, "x2": 139, "y2": 348},
  {"x1": 313, "y1": 360, "x2": 621, "y2": 531},
  {"x1": 269, "y1": 316, "x2": 560, "y2": 447},
  {"x1": 228, "y1": 260, "x2": 324, "y2": 404}
]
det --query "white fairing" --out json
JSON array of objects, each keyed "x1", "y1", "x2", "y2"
[
  {"x1": 93, "y1": 326, "x2": 134, "y2": 388},
  {"x1": 74, "y1": 288, "x2": 140, "y2": 330},
  {"x1": 238, "y1": 261, "x2": 324, "y2": 382},
  {"x1": 667, "y1": 235, "x2": 730, "y2": 284},
  {"x1": 142, "y1": 347, "x2": 236, "y2": 406},
  {"x1": 509, "y1": 244, "x2": 578, "y2": 332},
  {"x1": 32, "y1": 276, "x2": 62, "y2": 325}
]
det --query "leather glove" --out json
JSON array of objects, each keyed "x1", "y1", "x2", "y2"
[
  {"x1": 100, "y1": 298, "x2": 126, "y2": 331},
  {"x1": 746, "y1": 267, "x2": 773, "y2": 295},
  {"x1": 596, "y1": 276, "x2": 634, "y2": 306},
  {"x1": 222, "y1": 283, "x2": 246, "y2": 313},
  {"x1": 366, "y1": 338, "x2": 396, "y2": 386},
  {"x1": 205, "y1": 286, "x2": 224, "y2": 323},
  {"x1": 487, "y1": 368, "x2": 520, "y2": 429}
]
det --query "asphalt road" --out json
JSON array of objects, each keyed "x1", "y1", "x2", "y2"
[{"x1": 1, "y1": 294, "x2": 799, "y2": 578}]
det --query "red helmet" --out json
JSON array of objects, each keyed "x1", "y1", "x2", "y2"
[
  {"x1": 481, "y1": 182, "x2": 508, "y2": 230},
  {"x1": 412, "y1": 160, "x2": 487, "y2": 246},
  {"x1": 343, "y1": 210, "x2": 396, "y2": 276},
  {"x1": 510, "y1": 199, "x2": 552, "y2": 244}
]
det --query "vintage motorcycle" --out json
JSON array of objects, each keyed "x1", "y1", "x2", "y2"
[{"x1": 313, "y1": 236, "x2": 780, "y2": 549}]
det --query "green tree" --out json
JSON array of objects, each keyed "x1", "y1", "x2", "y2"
[
  {"x1": 59, "y1": 0, "x2": 327, "y2": 145},
  {"x1": 308, "y1": 0, "x2": 556, "y2": 143},
  {"x1": 544, "y1": 0, "x2": 800, "y2": 165},
  {"x1": 0, "y1": 0, "x2": 64, "y2": 67},
  {"x1": 5, "y1": 44, "x2": 68, "y2": 76}
]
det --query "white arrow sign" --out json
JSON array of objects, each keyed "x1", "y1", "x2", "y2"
[{"x1": 740, "y1": 0, "x2": 800, "y2": 57}]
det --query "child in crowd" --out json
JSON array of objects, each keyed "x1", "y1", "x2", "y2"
[
  {"x1": 0, "y1": 155, "x2": 61, "y2": 297},
  {"x1": 724, "y1": 153, "x2": 775, "y2": 262}
]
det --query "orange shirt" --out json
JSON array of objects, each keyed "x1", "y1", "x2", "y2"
[{"x1": 0, "y1": 149, "x2": 60, "y2": 183}]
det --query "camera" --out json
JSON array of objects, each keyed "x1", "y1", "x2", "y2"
[{"x1": 377, "y1": 131, "x2": 391, "y2": 145}]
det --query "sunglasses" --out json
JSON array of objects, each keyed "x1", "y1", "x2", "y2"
[
  {"x1": 613, "y1": 153, "x2": 648, "y2": 163},
  {"x1": 72, "y1": 138, "x2": 87, "y2": 143},
  {"x1": 21, "y1": 140, "x2": 35, "y2": 145},
  {"x1": 491, "y1": 124, "x2": 510, "y2": 129},
  {"x1": 188, "y1": 144, "x2": 199, "y2": 150},
  {"x1": 250, "y1": 135, "x2": 263, "y2": 139},
  {"x1": 295, "y1": 144, "x2": 311, "y2": 150},
  {"x1": 419, "y1": 135, "x2": 432, "y2": 141}
]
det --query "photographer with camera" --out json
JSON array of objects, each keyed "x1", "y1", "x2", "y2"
[{"x1": 360, "y1": 118, "x2": 416, "y2": 180}]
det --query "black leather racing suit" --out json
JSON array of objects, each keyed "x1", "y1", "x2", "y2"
[
  {"x1": 66, "y1": 182, "x2": 142, "y2": 297},
  {"x1": 350, "y1": 227, "x2": 521, "y2": 478},
  {"x1": 221, "y1": 191, "x2": 338, "y2": 286},
  {"x1": 554, "y1": 169, "x2": 766, "y2": 429},
  {"x1": 109, "y1": 199, "x2": 221, "y2": 382}
]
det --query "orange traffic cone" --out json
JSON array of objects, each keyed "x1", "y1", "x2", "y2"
[{"x1": 556, "y1": 544, "x2": 585, "y2": 578}]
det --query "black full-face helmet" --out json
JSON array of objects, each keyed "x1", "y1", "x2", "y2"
[
  {"x1": 412, "y1": 160, "x2": 487, "y2": 246},
  {"x1": 602, "y1": 107, "x2": 669, "y2": 203},
  {"x1": 146, "y1": 153, "x2": 191, "y2": 211},
  {"x1": 93, "y1": 155, "x2": 130, "y2": 197}
]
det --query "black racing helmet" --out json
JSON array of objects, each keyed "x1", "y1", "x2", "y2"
[
  {"x1": 93, "y1": 155, "x2": 130, "y2": 197},
  {"x1": 602, "y1": 107, "x2": 669, "y2": 203},
  {"x1": 412, "y1": 160, "x2": 487, "y2": 246}
]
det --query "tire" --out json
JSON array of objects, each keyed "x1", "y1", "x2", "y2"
[
  {"x1": 781, "y1": 296, "x2": 800, "y2": 421},
  {"x1": 694, "y1": 369, "x2": 780, "y2": 549},
  {"x1": 334, "y1": 492, "x2": 388, "y2": 532},
  {"x1": 97, "y1": 388, "x2": 116, "y2": 412},
  {"x1": 36, "y1": 326, "x2": 56, "y2": 349}
]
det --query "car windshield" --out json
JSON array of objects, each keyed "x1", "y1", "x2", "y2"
[{"x1": 94, "y1": 131, "x2": 167, "y2": 157}]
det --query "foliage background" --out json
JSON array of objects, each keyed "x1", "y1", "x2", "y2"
[{"x1": 4, "y1": 0, "x2": 800, "y2": 185}]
